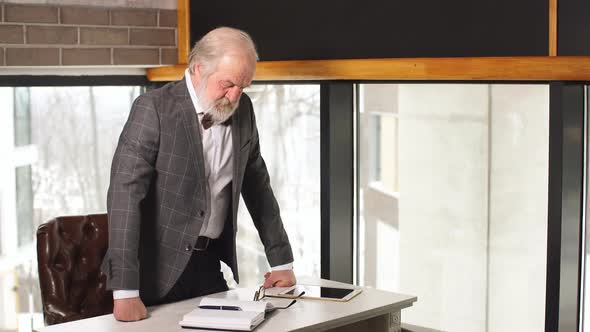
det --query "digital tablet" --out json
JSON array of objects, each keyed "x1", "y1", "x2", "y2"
[{"x1": 271, "y1": 285, "x2": 362, "y2": 302}]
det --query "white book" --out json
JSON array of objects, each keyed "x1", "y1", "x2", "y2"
[{"x1": 179, "y1": 298, "x2": 269, "y2": 331}]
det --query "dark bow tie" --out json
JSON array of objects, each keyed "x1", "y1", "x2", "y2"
[
  {"x1": 200, "y1": 113, "x2": 231, "y2": 130},
  {"x1": 201, "y1": 113, "x2": 214, "y2": 130}
]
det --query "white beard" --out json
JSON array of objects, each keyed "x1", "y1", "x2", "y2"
[{"x1": 196, "y1": 80, "x2": 239, "y2": 125}]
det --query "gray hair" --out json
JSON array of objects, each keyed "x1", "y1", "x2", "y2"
[{"x1": 187, "y1": 27, "x2": 259, "y2": 75}]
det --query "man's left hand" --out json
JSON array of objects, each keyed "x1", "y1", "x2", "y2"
[{"x1": 263, "y1": 269, "x2": 296, "y2": 288}]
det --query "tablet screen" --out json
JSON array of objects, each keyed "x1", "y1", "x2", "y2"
[{"x1": 284, "y1": 285, "x2": 354, "y2": 299}]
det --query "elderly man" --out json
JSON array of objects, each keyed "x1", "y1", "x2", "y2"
[{"x1": 100, "y1": 27, "x2": 296, "y2": 322}]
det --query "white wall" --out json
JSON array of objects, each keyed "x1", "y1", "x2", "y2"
[
  {"x1": 397, "y1": 84, "x2": 490, "y2": 332},
  {"x1": 487, "y1": 85, "x2": 548, "y2": 332}
]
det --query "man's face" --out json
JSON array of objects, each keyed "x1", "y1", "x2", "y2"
[{"x1": 193, "y1": 54, "x2": 255, "y2": 124}]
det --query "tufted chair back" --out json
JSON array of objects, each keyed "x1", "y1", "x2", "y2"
[{"x1": 36, "y1": 214, "x2": 113, "y2": 325}]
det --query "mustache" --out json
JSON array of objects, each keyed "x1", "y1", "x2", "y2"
[
  {"x1": 203, "y1": 97, "x2": 236, "y2": 114},
  {"x1": 216, "y1": 97, "x2": 235, "y2": 109}
]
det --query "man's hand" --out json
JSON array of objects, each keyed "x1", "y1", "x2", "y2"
[
  {"x1": 263, "y1": 269, "x2": 297, "y2": 288},
  {"x1": 113, "y1": 297, "x2": 148, "y2": 322}
]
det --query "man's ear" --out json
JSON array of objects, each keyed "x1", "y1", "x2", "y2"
[
  {"x1": 192, "y1": 63, "x2": 200, "y2": 75},
  {"x1": 192, "y1": 63, "x2": 205, "y2": 83}
]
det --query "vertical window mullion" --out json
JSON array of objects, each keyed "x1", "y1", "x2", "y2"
[{"x1": 320, "y1": 82, "x2": 354, "y2": 283}]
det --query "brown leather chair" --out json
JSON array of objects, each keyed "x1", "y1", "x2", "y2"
[{"x1": 37, "y1": 214, "x2": 113, "y2": 325}]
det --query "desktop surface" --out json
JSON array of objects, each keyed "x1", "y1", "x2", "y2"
[{"x1": 37, "y1": 277, "x2": 416, "y2": 332}]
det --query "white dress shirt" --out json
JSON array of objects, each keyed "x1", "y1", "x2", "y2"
[
  {"x1": 189, "y1": 79, "x2": 234, "y2": 239},
  {"x1": 113, "y1": 71, "x2": 292, "y2": 300}
]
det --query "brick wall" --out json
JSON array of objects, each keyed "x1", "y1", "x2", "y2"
[{"x1": 0, "y1": 3, "x2": 177, "y2": 66}]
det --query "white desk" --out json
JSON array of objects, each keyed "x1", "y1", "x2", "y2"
[{"x1": 38, "y1": 277, "x2": 416, "y2": 332}]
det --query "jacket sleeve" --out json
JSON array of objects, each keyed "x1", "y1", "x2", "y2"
[
  {"x1": 104, "y1": 94, "x2": 160, "y2": 290},
  {"x1": 240, "y1": 99, "x2": 294, "y2": 267}
]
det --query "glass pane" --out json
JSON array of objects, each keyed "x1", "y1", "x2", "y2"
[
  {"x1": 231, "y1": 85, "x2": 321, "y2": 287},
  {"x1": 0, "y1": 86, "x2": 143, "y2": 332},
  {"x1": 29, "y1": 87, "x2": 141, "y2": 219},
  {"x1": 357, "y1": 84, "x2": 549, "y2": 332},
  {"x1": 366, "y1": 113, "x2": 398, "y2": 193},
  {"x1": 14, "y1": 87, "x2": 31, "y2": 147},
  {"x1": 16, "y1": 165, "x2": 33, "y2": 247}
]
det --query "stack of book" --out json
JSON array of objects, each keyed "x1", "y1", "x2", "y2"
[{"x1": 179, "y1": 297, "x2": 272, "y2": 331}]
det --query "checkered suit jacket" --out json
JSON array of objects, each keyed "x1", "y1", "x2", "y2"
[{"x1": 100, "y1": 77, "x2": 293, "y2": 302}]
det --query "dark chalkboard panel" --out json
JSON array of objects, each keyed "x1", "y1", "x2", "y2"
[
  {"x1": 558, "y1": 0, "x2": 590, "y2": 55},
  {"x1": 190, "y1": 0, "x2": 548, "y2": 61}
]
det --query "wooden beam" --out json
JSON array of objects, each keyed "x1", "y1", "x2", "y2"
[
  {"x1": 176, "y1": 0, "x2": 190, "y2": 64},
  {"x1": 147, "y1": 64, "x2": 186, "y2": 81},
  {"x1": 549, "y1": 0, "x2": 558, "y2": 56},
  {"x1": 147, "y1": 56, "x2": 590, "y2": 82}
]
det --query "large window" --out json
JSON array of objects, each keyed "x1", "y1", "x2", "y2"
[
  {"x1": 0, "y1": 83, "x2": 321, "y2": 331},
  {"x1": 0, "y1": 85, "x2": 142, "y2": 332},
  {"x1": 233, "y1": 85, "x2": 321, "y2": 287},
  {"x1": 357, "y1": 84, "x2": 549, "y2": 332}
]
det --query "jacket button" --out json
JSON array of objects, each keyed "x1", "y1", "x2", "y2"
[
  {"x1": 185, "y1": 244, "x2": 192, "y2": 251},
  {"x1": 198, "y1": 210, "x2": 205, "y2": 217}
]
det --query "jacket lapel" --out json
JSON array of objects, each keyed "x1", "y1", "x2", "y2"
[{"x1": 174, "y1": 79, "x2": 207, "y2": 197}]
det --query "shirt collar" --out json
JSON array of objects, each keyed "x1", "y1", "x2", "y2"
[{"x1": 184, "y1": 68, "x2": 204, "y2": 114}]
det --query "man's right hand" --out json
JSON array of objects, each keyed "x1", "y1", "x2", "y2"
[{"x1": 113, "y1": 297, "x2": 148, "y2": 322}]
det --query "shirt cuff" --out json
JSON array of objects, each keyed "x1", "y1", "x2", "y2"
[
  {"x1": 271, "y1": 262, "x2": 293, "y2": 271},
  {"x1": 113, "y1": 290, "x2": 140, "y2": 300}
]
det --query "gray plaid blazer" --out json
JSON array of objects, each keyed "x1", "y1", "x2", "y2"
[{"x1": 100, "y1": 77, "x2": 293, "y2": 302}]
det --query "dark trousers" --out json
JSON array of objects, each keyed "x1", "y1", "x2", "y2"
[{"x1": 146, "y1": 246, "x2": 229, "y2": 306}]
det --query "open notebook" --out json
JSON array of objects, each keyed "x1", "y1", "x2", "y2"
[{"x1": 179, "y1": 297, "x2": 283, "y2": 331}]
